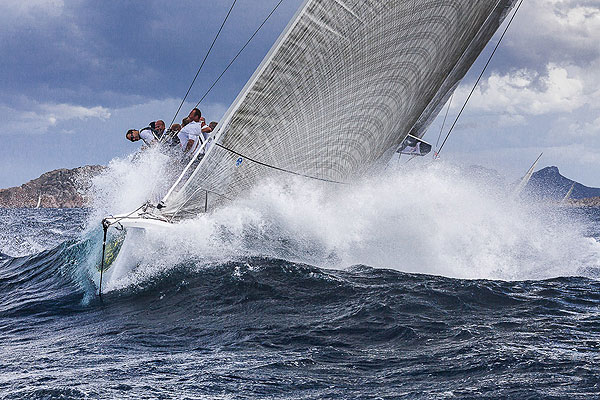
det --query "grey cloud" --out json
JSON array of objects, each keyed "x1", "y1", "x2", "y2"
[
  {"x1": 2, "y1": 0, "x2": 599, "y2": 188},
  {"x1": 504, "y1": 0, "x2": 600, "y2": 67},
  {"x1": 0, "y1": 0, "x2": 302, "y2": 110}
]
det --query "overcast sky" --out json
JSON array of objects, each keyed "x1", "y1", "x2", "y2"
[{"x1": 1, "y1": 0, "x2": 599, "y2": 188}]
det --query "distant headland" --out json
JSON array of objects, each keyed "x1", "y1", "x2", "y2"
[
  {"x1": 0, "y1": 165, "x2": 104, "y2": 208},
  {"x1": 525, "y1": 166, "x2": 600, "y2": 201}
]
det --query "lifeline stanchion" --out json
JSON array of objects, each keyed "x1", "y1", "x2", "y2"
[{"x1": 98, "y1": 219, "x2": 109, "y2": 299}]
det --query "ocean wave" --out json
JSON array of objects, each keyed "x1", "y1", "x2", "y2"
[{"x1": 2, "y1": 232, "x2": 599, "y2": 398}]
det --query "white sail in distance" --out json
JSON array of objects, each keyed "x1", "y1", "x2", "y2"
[
  {"x1": 161, "y1": 0, "x2": 518, "y2": 220},
  {"x1": 513, "y1": 152, "x2": 543, "y2": 198},
  {"x1": 562, "y1": 182, "x2": 575, "y2": 204}
]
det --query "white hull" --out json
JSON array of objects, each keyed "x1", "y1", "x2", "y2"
[
  {"x1": 100, "y1": 213, "x2": 174, "y2": 291},
  {"x1": 104, "y1": 209, "x2": 172, "y2": 230}
]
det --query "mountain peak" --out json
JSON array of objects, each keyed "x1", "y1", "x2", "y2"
[{"x1": 536, "y1": 166, "x2": 561, "y2": 177}]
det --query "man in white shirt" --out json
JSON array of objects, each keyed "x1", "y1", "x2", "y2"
[{"x1": 178, "y1": 108, "x2": 207, "y2": 155}]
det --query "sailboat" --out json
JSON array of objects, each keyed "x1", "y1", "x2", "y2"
[
  {"x1": 35, "y1": 194, "x2": 42, "y2": 209},
  {"x1": 99, "y1": 0, "x2": 519, "y2": 289},
  {"x1": 513, "y1": 152, "x2": 543, "y2": 198},
  {"x1": 561, "y1": 182, "x2": 575, "y2": 205}
]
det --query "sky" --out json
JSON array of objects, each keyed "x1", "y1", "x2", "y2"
[{"x1": 0, "y1": 0, "x2": 599, "y2": 188}]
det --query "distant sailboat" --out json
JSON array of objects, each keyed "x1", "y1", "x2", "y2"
[
  {"x1": 561, "y1": 182, "x2": 575, "y2": 205},
  {"x1": 513, "y1": 152, "x2": 543, "y2": 198},
  {"x1": 35, "y1": 194, "x2": 41, "y2": 209}
]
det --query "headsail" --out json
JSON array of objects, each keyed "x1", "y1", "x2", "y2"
[{"x1": 161, "y1": 0, "x2": 518, "y2": 220}]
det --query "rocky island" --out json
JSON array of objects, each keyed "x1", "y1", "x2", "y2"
[{"x1": 0, "y1": 165, "x2": 104, "y2": 208}]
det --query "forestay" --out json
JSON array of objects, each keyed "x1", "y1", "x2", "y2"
[{"x1": 160, "y1": 0, "x2": 517, "y2": 220}]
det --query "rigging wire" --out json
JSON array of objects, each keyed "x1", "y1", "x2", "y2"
[
  {"x1": 98, "y1": 223, "x2": 107, "y2": 299},
  {"x1": 162, "y1": 0, "x2": 287, "y2": 202},
  {"x1": 404, "y1": 155, "x2": 418, "y2": 165},
  {"x1": 102, "y1": 203, "x2": 146, "y2": 228},
  {"x1": 433, "y1": 93, "x2": 453, "y2": 158},
  {"x1": 215, "y1": 143, "x2": 348, "y2": 185},
  {"x1": 436, "y1": 0, "x2": 524, "y2": 156},
  {"x1": 194, "y1": 0, "x2": 286, "y2": 107},
  {"x1": 168, "y1": 0, "x2": 238, "y2": 129}
]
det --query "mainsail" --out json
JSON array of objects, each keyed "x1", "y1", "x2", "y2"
[{"x1": 160, "y1": 0, "x2": 517, "y2": 220}]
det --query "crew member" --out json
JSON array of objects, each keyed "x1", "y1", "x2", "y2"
[
  {"x1": 126, "y1": 127, "x2": 157, "y2": 146},
  {"x1": 177, "y1": 108, "x2": 207, "y2": 155},
  {"x1": 154, "y1": 120, "x2": 166, "y2": 139}
]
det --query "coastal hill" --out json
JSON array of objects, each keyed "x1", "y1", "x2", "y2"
[
  {"x1": 0, "y1": 165, "x2": 104, "y2": 208},
  {"x1": 524, "y1": 166, "x2": 600, "y2": 201}
]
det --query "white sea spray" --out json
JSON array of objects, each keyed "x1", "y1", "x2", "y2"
[{"x1": 89, "y1": 155, "x2": 600, "y2": 290}]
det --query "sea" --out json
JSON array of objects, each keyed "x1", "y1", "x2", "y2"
[{"x1": 1, "y1": 154, "x2": 599, "y2": 399}]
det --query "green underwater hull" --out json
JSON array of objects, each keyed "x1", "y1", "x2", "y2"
[{"x1": 97, "y1": 230, "x2": 126, "y2": 272}]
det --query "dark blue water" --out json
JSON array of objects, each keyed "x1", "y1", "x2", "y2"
[{"x1": 1, "y1": 207, "x2": 599, "y2": 399}]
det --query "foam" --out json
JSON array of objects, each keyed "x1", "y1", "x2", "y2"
[
  {"x1": 84, "y1": 146, "x2": 178, "y2": 226},
  {"x1": 88, "y1": 155, "x2": 600, "y2": 290}
]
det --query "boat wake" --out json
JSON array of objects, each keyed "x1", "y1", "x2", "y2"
[{"x1": 2, "y1": 162, "x2": 600, "y2": 398}]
